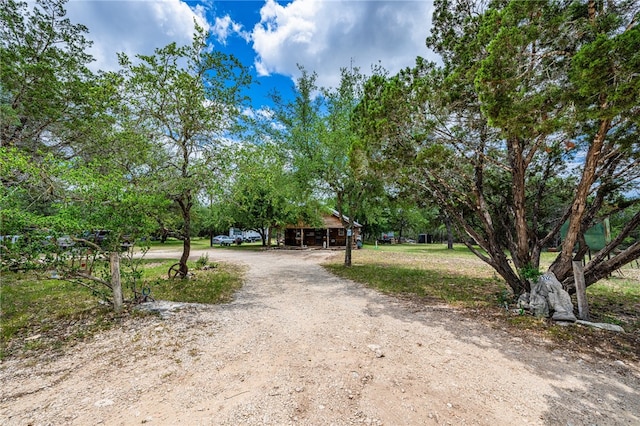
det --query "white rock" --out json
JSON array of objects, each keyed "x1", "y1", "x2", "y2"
[
  {"x1": 94, "y1": 399, "x2": 114, "y2": 407},
  {"x1": 576, "y1": 320, "x2": 625, "y2": 333}
]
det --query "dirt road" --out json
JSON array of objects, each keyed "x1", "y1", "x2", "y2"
[{"x1": 1, "y1": 248, "x2": 639, "y2": 425}]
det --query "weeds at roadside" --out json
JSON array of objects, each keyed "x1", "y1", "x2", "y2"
[{"x1": 0, "y1": 259, "x2": 244, "y2": 360}]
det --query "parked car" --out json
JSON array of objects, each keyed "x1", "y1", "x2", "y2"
[
  {"x1": 56, "y1": 236, "x2": 75, "y2": 249},
  {"x1": 243, "y1": 236, "x2": 261, "y2": 243},
  {"x1": 78, "y1": 230, "x2": 107, "y2": 246},
  {"x1": 77, "y1": 230, "x2": 132, "y2": 250},
  {"x1": 0, "y1": 235, "x2": 21, "y2": 246},
  {"x1": 94, "y1": 230, "x2": 110, "y2": 245},
  {"x1": 120, "y1": 235, "x2": 134, "y2": 249},
  {"x1": 212, "y1": 235, "x2": 235, "y2": 246}
]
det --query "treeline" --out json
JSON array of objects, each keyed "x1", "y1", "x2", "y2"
[{"x1": 2, "y1": 0, "x2": 639, "y2": 295}]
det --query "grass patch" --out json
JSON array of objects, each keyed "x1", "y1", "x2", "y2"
[
  {"x1": 147, "y1": 237, "x2": 211, "y2": 250},
  {"x1": 0, "y1": 272, "x2": 122, "y2": 359},
  {"x1": 326, "y1": 245, "x2": 504, "y2": 307},
  {"x1": 325, "y1": 243, "x2": 640, "y2": 362},
  {"x1": 143, "y1": 260, "x2": 244, "y2": 304},
  {"x1": 586, "y1": 276, "x2": 640, "y2": 330},
  {"x1": 146, "y1": 237, "x2": 270, "y2": 253},
  {"x1": 0, "y1": 257, "x2": 244, "y2": 359},
  {"x1": 325, "y1": 262, "x2": 502, "y2": 306}
]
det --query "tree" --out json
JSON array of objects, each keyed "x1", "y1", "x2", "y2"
[
  {"x1": 350, "y1": 194, "x2": 390, "y2": 242},
  {"x1": 267, "y1": 66, "x2": 325, "y2": 204},
  {"x1": 355, "y1": 67, "x2": 435, "y2": 243},
  {"x1": 254, "y1": 67, "x2": 328, "y2": 241},
  {"x1": 118, "y1": 25, "x2": 251, "y2": 278},
  {"x1": 0, "y1": 142, "x2": 162, "y2": 312},
  {"x1": 0, "y1": 0, "x2": 165, "y2": 311},
  {"x1": 318, "y1": 67, "x2": 384, "y2": 265},
  {"x1": 222, "y1": 143, "x2": 300, "y2": 246},
  {"x1": 1, "y1": 0, "x2": 98, "y2": 155},
  {"x1": 54, "y1": 159, "x2": 162, "y2": 311},
  {"x1": 370, "y1": 0, "x2": 640, "y2": 295},
  {"x1": 385, "y1": 202, "x2": 436, "y2": 243},
  {"x1": 1, "y1": 0, "x2": 121, "y2": 222}
]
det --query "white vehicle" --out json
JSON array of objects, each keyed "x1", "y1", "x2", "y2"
[
  {"x1": 212, "y1": 235, "x2": 235, "y2": 246},
  {"x1": 230, "y1": 228, "x2": 263, "y2": 243}
]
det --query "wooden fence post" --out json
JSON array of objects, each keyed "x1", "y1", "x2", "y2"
[
  {"x1": 572, "y1": 260, "x2": 589, "y2": 320},
  {"x1": 110, "y1": 252, "x2": 123, "y2": 313}
]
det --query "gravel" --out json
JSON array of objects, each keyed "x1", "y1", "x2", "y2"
[{"x1": 1, "y1": 248, "x2": 639, "y2": 425}]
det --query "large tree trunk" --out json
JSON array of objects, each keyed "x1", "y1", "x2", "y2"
[
  {"x1": 177, "y1": 194, "x2": 192, "y2": 278},
  {"x1": 507, "y1": 136, "x2": 531, "y2": 270},
  {"x1": 551, "y1": 117, "x2": 611, "y2": 282},
  {"x1": 445, "y1": 215, "x2": 453, "y2": 250},
  {"x1": 345, "y1": 222, "x2": 353, "y2": 267},
  {"x1": 179, "y1": 235, "x2": 190, "y2": 277}
]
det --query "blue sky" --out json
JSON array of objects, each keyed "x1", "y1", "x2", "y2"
[{"x1": 63, "y1": 0, "x2": 438, "y2": 110}]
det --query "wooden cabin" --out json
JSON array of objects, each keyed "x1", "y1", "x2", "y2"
[{"x1": 284, "y1": 210, "x2": 361, "y2": 248}]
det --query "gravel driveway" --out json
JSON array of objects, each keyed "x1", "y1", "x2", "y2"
[{"x1": 1, "y1": 248, "x2": 639, "y2": 425}]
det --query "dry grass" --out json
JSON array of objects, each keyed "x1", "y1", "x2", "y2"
[{"x1": 325, "y1": 244, "x2": 640, "y2": 362}]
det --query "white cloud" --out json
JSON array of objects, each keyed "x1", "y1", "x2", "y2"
[
  {"x1": 213, "y1": 15, "x2": 234, "y2": 44},
  {"x1": 65, "y1": 0, "x2": 209, "y2": 72},
  {"x1": 213, "y1": 14, "x2": 251, "y2": 45},
  {"x1": 242, "y1": 106, "x2": 277, "y2": 123},
  {"x1": 251, "y1": 0, "x2": 437, "y2": 88}
]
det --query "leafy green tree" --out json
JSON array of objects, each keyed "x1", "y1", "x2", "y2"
[
  {"x1": 355, "y1": 67, "x2": 440, "y2": 243},
  {"x1": 352, "y1": 196, "x2": 390, "y2": 242},
  {"x1": 266, "y1": 66, "x2": 325, "y2": 207},
  {"x1": 118, "y1": 26, "x2": 251, "y2": 277},
  {"x1": 223, "y1": 143, "x2": 299, "y2": 246},
  {"x1": 472, "y1": 0, "x2": 639, "y2": 290},
  {"x1": 262, "y1": 66, "x2": 384, "y2": 259},
  {"x1": 318, "y1": 67, "x2": 384, "y2": 265},
  {"x1": 370, "y1": 0, "x2": 640, "y2": 295},
  {"x1": 385, "y1": 202, "x2": 437, "y2": 242},
  {"x1": 55, "y1": 160, "x2": 162, "y2": 311},
  {"x1": 1, "y1": 0, "x2": 120, "y2": 224},
  {"x1": 0, "y1": 0, "x2": 168, "y2": 311},
  {"x1": 0, "y1": 0, "x2": 98, "y2": 155},
  {"x1": 1, "y1": 145, "x2": 162, "y2": 311}
]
